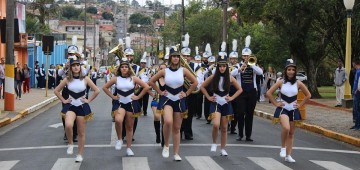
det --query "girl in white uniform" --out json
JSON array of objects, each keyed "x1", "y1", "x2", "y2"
[
  {"x1": 200, "y1": 55, "x2": 242, "y2": 156},
  {"x1": 266, "y1": 59, "x2": 311, "y2": 163},
  {"x1": 103, "y1": 57, "x2": 150, "y2": 156},
  {"x1": 149, "y1": 50, "x2": 198, "y2": 161},
  {"x1": 54, "y1": 56, "x2": 100, "y2": 163}
]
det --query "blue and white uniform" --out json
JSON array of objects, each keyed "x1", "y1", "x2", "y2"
[
  {"x1": 273, "y1": 80, "x2": 302, "y2": 123},
  {"x1": 208, "y1": 76, "x2": 234, "y2": 120},
  {"x1": 111, "y1": 76, "x2": 142, "y2": 117},
  {"x1": 158, "y1": 67, "x2": 187, "y2": 116},
  {"x1": 61, "y1": 76, "x2": 93, "y2": 121}
]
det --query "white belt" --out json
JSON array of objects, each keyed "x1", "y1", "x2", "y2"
[
  {"x1": 166, "y1": 93, "x2": 180, "y2": 101},
  {"x1": 214, "y1": 94, "x2": 227, "y2": 106}
]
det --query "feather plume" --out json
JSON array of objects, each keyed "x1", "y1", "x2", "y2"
[
  {"x1": 72, "y1": 36, "x2": 77, "y2": 46},
  {"x1": 232, "y1": 39, "x2": 237, "y2": 52},
  {"x1": 165, "y1": 47, "x2": 170, "y2": 55},
  {"x1": 78, "y1": 47, "x2": 83, "y2": 54},
  {"x1": 119, "y1": 38, "x2": 124, "y2": 45},
  {"x1": 182, "y1": 33, "x2": 190, "y2": 47},
  {"x1": 221, "y1": 41, "x2": 226, "y2": 52},
  {"x1": 195, "y1": 46, "x2": 199, "y2": 55},
  {"x1": 245, "y1": 35, "x2": 251, "y2": 48},
  {"x1": 125, "y1": 36, "x2": 131, "y2": 49},
  {"x1": 142, "y1": 52, "x2": 147, "y2": 59},
  {"x1": 205, "y1": 43, "x2": 212, "y2": 56}
]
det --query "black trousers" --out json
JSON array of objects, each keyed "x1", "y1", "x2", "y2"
[
  {"x1": 237, "y1": 89, "x2": 257, "y2": 138},
  {"x1": 204, "y1": 96, "x2": 211, "y2": 122},
  {"x1": 181, "y1": 93, "x2": 195, "y2": 137},
  {"x1": 139, "y1": 93, "x2": 149, "y2": 116},
  {"x1": 49, "y1": 76, "x2": 55, "y2": 89},
  {"x1": 61, "y1": 86, "x2": 77, "y2": 138},
  {"x1": 195, "y1": 92, "x2": 203, "y2": 118},
  {"x1": 230, "y1": 96, "x2": 240, "y2": 132}
]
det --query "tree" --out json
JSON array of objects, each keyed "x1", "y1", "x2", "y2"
[
  {"x1": 86, "y1": 6, "x2": 98, "y2": 14},
  {"x1": 153, "y1": 12, "x2": 161, "y2": 19},
  {"x1": 131, "y1": 0, "x2": 140, "y2": 8},
  {"x1": 28, "y1": 0, "x2": 59, "y2": 25},
  {"x1": 102, "y1": 12, "x2": 114, "y2": 21},
  {"x1": 61, "y1": 5, "x2": 82, "y2": 20},
  {"x1": 129, "y1": 13, "x2": 151, "y2": 25},
  {"x1": 26, "y1": 15, "x2": 50, "y2": 35}
]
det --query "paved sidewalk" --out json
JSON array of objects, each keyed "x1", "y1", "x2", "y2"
[
  {"x1": 255, "y1": 98, "x2": 360, "y2": 146},
  {"x1": 0, "y1": 88, "x2": 58, "y2": 127}
]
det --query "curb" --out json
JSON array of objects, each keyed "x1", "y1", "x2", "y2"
[
  {"x1": 254, "y1": 110, "x2": 360, "y2": 147},
  {"x1": 0, "y1": 96, "x2": 59, "y2": 127}
]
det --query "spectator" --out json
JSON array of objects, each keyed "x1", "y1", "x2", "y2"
[
  {"x1": 334, "y1": 61, "x2": 347, "y2": 107},
  {"x1": 350, "y1": 61, "x2": 356, "y2": 94},
  {"x1": 40, "y1": 64, "x2": 45, "y2": 89},
  {"x1": 351, "y1": 59, "x2": 360, "y2": 130},
  {"x1": 0, "y1": 57, "x2": 5, "y2": 99},
  {"x1": 55, "y1": 64, "x2": 62, "y2": 86},
  {"x1": 48, "y1": 64, "x2": 56, "y2": 89},
  {"x1": 264, "y1": 66, "x2": 276, "y2": 103},
  {"x1": 22, "y1": 64, "x2": 32, "y2": 93},
  {"x1": 14, "y1": 62, "x2": 24, "y2": 100},
  {"x1": 91, "y1": 68, "x2": 97, "y2": 86}
]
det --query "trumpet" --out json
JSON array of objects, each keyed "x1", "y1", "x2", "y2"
[
  {"x1": 241, "y1": 55, "x2": 257, "y2": 72},
  {"x1": 109, "y1": 44, "x2": 136, "y2": 76}
]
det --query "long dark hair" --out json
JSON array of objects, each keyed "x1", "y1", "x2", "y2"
[
  {"x1": 211, "y1": 63, "x2": 230, "y2": 94},
  {"x1": 283, "y1": 66, "x2": 297, "y2": 85},
  {"x1": 116, "y1": 63, "x2": 132, "y2": 78}
]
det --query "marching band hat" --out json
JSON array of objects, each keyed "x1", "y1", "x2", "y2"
[
  {"x1": 194, "y1": 46, "x2": 201, "y2": 61},
  {"x1": 229, "y1": 39, "x2": 238, "y2": 58},
  {"x1": 69, "y1": 56, "x2": 80, "y2": 65},
  {"x1": 218, "y1": 41, "x2": 227, "y2": 57},
  {"x1": 217, "y1": 55, "x2": 228, "y2": 64},
  {"x1": 203, "y1": 43, "x2": 212, "y2": 58},
  {"x1": 242, "y1": 35, "x2": 252, "y2": 56},
  {"x1": 285, "y1": 59, "x2": 296, "y2": 68},
  {"x1": 120, "y1": 57, "x2": 130, "y2": 65},
  {"x1": 124, "y1": 36, "x2": 134, "y2": 56},
  {"x1": 181, "y1": 33, "x2": 191, "y2": 55},
  {"x1": 208, "y1": 56, "x2": 216, "y2": 63}
]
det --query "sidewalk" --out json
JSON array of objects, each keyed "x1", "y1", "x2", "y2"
[
  {"x1": 0, "y1": 88, "x2": 59, "y2": 127},
  {"x1": 255, "y1": 98, "x2": 360, "y2": 147}
]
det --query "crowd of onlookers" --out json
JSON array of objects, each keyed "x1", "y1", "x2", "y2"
[{"x1": 255, "y1": 65, "x2": 283, "y2": 103}]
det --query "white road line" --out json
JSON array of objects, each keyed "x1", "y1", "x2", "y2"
[
  {"x1": 51, "y1": 158, "x2": 81, "y2": 170},
  {"x1": 248, "y1": 157, "x2": 292, "y2": 170},
  {"x1": 0, "y1": 144, "x2": 359, "y2": 155},
  {"x1": 110, "y1": 122, "x2": 117, "y2": 145},
  {"x1": 186, "y1": 156, "x2": 223, "y2": 170},
  {"x1": 310, "y1": 160, "x2": 353, "y2": 170},
  {"x1": 0, "y1": 160, "x2": 19, "y2": 170},
  {"x1": 122, "y1": 157, "x2": 150, "y2": 170}
]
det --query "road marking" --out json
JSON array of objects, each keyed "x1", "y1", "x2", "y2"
[
  {"x1": 122, "y1": 157, "x2": 150, "y2": 170},
  {"x1": 186, "y1": 156, "x2": 223, "y2": 170},
  {"x1": 49, "y1": 123, "x2": 63, "y2": 128},
  {"x1": 0, "y1": 160, "x2": 19, "y2": 170},
  {"x1": 51, "y1": 158, "x2": 81, "y2": 170},
  {"x1": 248, "y1": 157, "x2": 292, "y2": 170},
  {"x1": 110, "y1": 122, "x2": 117, "y2": 145},
  {"x1": 0, "y1": 144, "x2": 359, "y2": 155},
  {"x1": 310, "y1": 160, "x2": 353, "y2": 170}
]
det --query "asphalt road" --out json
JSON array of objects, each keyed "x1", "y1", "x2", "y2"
[{"x1": 0, "y1": 80, "x2": 359, "y2": 170}]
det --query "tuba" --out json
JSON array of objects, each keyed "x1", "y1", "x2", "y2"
[
  {"x1": 180, "y1": 56, "x2": 201, "y2": 94},
  {"x1": 109, "y1": 43, "x2": 136, "y2": 76}
]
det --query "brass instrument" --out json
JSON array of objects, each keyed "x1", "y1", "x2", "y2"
[
  {"x1": 180, "y1": 56, "x2": 201, "y2": 94},
  {"x1": 241, "y1": 55, "x2": 257, "y2": 72},
  {"x1": 109, "y1": 44, "x2": 136, "y2": 76}
]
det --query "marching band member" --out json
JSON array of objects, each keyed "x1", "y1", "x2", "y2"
[
  {"x1": 149, "y1": 48, "x2": 198, "y2": 161},
  {"x1": 202, "y1": 43, "x2": 211, "y2": 67},
  {"x1": 266, "y1": 59, "x2": 311, "y2": 162},
  {"x1": 228, "y1": 39, "x2": 241, "y2": 134},
  {"x1": 204, "y1": 54, "x2": 216, "y2": 123},
  {"x1": 236, "y1": 35, "x2": 263, "y2": 142},
  {"x1": 58, "y1": 37, "x2": 80, "y2": 142},
  {"x1": 180, "y1": 33, "x2": 195, "y2": 140},
  {"x1": 103, "y1": 57, "x2": 150, "y2": 156},
  {"x1": 138, "y1": 52, "x2": 152, "y2": 116},
  {"x1": 123, "y1": 36, "x2": 140, "y2": 141},
  {"x1": 193, "y1": 47, "x2": 206, "y2": 119},
  {"x1": 48, "y1": 64, "x2": 56, "y2": 89},
  {"x1": 54, "y1": 55, "x2": 100, "y2": 162},
  {"x1": 200, "y1": 54, "x2": 242, "y2": 156}
]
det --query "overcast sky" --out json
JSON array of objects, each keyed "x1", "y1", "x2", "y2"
[{"x1": 136, "y1": 0, "x2": 188, "y2": 6}]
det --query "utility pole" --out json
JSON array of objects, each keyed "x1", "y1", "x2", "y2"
[
  {"x1": 181, "y1": 0, "x2": 185, "y2": 42},
  {"x1": 4, "y1": 0, "x2": 15, "y2": 111},
  {"x1": 84, "y1": 0, "x2": 87, "y2": 57},
  {"x1": 93, "y1": 19, "x2": 96, "y2": 68},
  {"x1": 222, "y1": 0, "x2": 228, "y2": 42}
]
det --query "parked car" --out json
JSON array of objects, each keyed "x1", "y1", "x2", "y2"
[{"x1": 296, "y1": 73, "x2": 307, "y2": 81}]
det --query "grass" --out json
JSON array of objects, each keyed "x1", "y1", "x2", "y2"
[{"x1": 318, "y1": 86, "x2": 336, "y2": 99}]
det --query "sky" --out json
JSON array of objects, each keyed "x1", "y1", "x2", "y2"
[{"x1": 136, "y1": 0, "x2": 188, "y2": 6}]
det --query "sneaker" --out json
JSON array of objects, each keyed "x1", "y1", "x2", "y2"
[
  {"x1": 285, "y1": 155, "x2": 296, "y2": 163},
  {"x1": 115, "y1": 140, "x2": 123, "y2": 150},
  {"x1": 162, "y1": 146, "x2": 169, "y2": 158},
  {"x1": 210, "y1": 144, "x2": 217, "y2": 152},
  {"x1": 174, "y1": 154, "x2": 182, "y2": 161},
  {"x1": 75, "y1": 155, "x2": 83, "y2": 163},
  {"x1": 19, "y1": 97, "x2": 21, "y2": 100},
  {"x1": 280, "y1": 148, "x2": 286, "y2": 158},
  {"x1": 67, "y1": 144, "x2": 74, "y2": 155},
  {"x1": 126, "y1": 148, "x2": 134, "y2": 156},
  {"x1": 220, "y1": 149, "x2": 228, "y2": 156}
]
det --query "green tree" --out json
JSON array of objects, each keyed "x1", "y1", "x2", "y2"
[
  {"x1": 102, "y1": 12, "x2": 114, "y2": 21},
  {"x1": 129, "y1": 13, "x2": 151, "y2": 25},
  {"x1": 26, "y1": 15, "x2": 50, "y2": 35},
  {"x1": 153, "y1": 12, "x2": 161, "y2": 19},
  {"x1": 86, "y1": 6, "x2": 98, "y2": 14},
  {"x1": 28, "y1": 0, "x2": 59, "y2": 25},
  {"x1": 61, "y1": 5, "x2": 82, "y2": 20}
]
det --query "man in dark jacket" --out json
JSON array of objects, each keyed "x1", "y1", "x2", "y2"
[{"x1": 14, "y1": 62, "x2": 24, "y2": 100}]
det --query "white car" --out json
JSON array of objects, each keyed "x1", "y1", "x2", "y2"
[{"x1": 296, "y1": 73, "x2": 307, "y2": 81}]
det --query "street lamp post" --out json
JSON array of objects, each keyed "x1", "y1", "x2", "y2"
[
  {"x1": 343, "y1": 0, "x2": 355, "y2": 101},
  {"x1": 137, "y1": 24, "x2": 142, "y2": 51}
]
